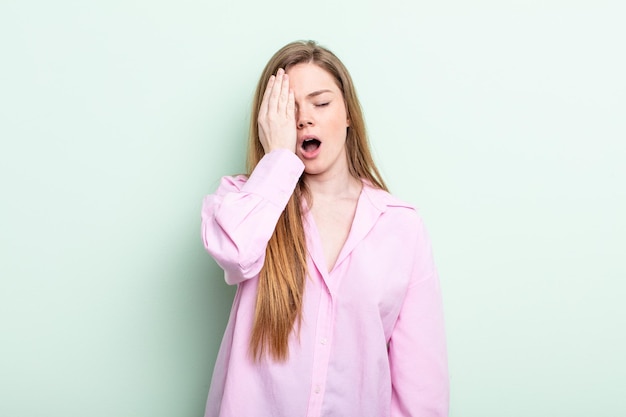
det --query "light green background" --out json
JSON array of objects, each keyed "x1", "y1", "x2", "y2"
[{"x1": 1, "y1": 0, "x2": 624, "y2": 416}]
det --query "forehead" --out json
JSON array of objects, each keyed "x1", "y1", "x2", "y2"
[{"x1": 286, "y1": 63, "x2": 341, "y2": 95}]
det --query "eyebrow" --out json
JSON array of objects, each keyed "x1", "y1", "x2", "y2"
[{"x1": 306, "y1": 89, "x2": 334, "y2": 98}]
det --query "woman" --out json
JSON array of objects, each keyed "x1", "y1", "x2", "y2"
[{"x1": 201, "y1": 40, "x2": 448, "y2": 417}]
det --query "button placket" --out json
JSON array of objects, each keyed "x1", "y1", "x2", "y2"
[{"x1": 305, "y1": 278, "x2": 335, "y2": 416}]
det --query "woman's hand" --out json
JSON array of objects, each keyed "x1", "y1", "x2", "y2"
[{"x1": 257, "y1": 68, "x2": 296, "y2": 154}]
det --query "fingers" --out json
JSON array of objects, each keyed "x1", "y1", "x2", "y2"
[
  {"x1": 268, "y1": 68, "x2": 288, "y2": 115},
  {"x1": 259, "y1": 68, "x2": 289, "y2": 117},
  {"x1": 278, "y1": 71, "x2": 291, "y2": 115},
  {"x1": 287, "y1": 89, "x2": 295, "y2": 120},
  {"x1": 258, "y1": 74, "x2": 275, "y2": 118},
  {"x1": 257, "y1": 68, "x2": 297, "y2": 154}
]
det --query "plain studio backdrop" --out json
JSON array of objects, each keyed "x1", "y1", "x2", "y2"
[{"x1": 1, "y1": 0, "x2": 624, "y2": 416}]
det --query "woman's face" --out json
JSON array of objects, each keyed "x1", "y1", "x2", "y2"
[{"x1": 286, "y1": 63, "x2": 350, "y2": 178}]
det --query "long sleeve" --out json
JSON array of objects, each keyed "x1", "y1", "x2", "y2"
[
  {"x1": 204, "y1": 182, "x2": 449, "y2": 417},
  {"x1": 200, "y1": 149, "x2": 304, "y2": 285},
  {"x1": 388, "y1": 217, "x2": 449, "y2": 417}
]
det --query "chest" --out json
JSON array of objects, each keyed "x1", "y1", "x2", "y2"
[
  {"x1": 303, "y1": 219, "x2": 416, "y2": 335},
  {"x1": 310, "y1": 200, "x2": 357, "y2": 273}
]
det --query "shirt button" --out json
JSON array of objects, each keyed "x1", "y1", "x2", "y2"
[
  {"x1": 314, "y1": 386, "x2": 320, "y2": 394},
  {"x1": 320, "y1": 338, "x2": 327, "y2": 345}
]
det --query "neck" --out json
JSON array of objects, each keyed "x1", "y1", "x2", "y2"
[{"x1": 303, "y1": 165, "x2": 362, "y2": 200}]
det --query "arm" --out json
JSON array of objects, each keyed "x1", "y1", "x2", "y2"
[
  {"x1": 201, "y1": 68, "x2": 301, "y2": 284},
  {"x1": 388, "y1": 218, "x2": 449, "y2": 417},
  {"x1": 201, "y1": 149, "x2": 304, "y2": 285}
]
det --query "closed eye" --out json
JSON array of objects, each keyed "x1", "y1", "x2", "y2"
[{"x1": 315, "y1": 102, "x2": 330, "y2": 107}]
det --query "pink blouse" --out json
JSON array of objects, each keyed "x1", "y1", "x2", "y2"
[{"x1": 201, "y1": 149, "x2": 449, "y2": 417}]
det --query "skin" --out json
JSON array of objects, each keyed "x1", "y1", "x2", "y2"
[
  {"x1": 257, "y1": 64, "x2": 362, "y2": 272},
  {"x1": 257, "y1": 67, "x2": 297, "y2": 154}
]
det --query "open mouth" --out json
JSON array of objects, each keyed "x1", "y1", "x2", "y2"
[{"x1": 302, "y1": 138, "x2": 321, "y2": 153}]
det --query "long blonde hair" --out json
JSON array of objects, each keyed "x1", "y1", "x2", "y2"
[{"x1": 248, "y1": 40, "x2": 388, "y2": 362}]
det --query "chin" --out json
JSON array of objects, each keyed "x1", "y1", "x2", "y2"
[{"x1": 302, "y1": 162, "x2": 326, "y2": 176}]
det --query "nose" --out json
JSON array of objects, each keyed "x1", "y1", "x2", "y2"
[{"x1": 296, "y1": 109, "x2": 314, "y2": 129}]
